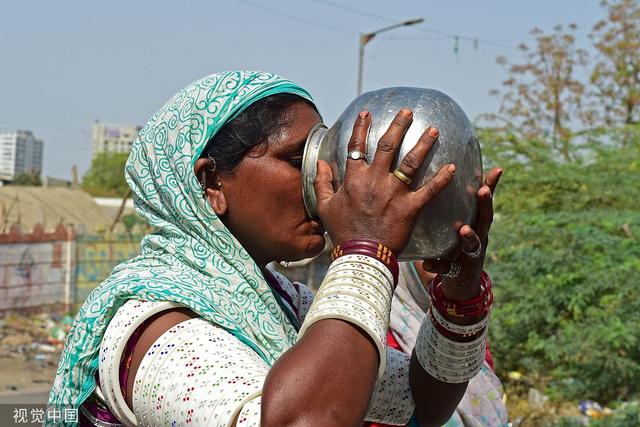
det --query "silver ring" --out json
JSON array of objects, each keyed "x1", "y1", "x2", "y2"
[
  {"x1": 348, "y1": 149, "x2": 367, "y2": 161},
  {"x1": 441, "y1": 262, "x2": 462, "y2": 278},
  {"x1": 462, "y1": 243, "x2": 482, "y2": 259}
]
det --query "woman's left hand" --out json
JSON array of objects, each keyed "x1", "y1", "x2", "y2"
[{"x1": 422, "y1": 167, "x2": 503, "y2": 301}]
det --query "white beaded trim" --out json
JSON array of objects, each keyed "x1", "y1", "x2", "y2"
[
  {"x1": 415, "y1": 312, "x2": 487, "y2": 383},
  {"x1": 298, "y1": 254, "x2": 394, "y2": 379}
]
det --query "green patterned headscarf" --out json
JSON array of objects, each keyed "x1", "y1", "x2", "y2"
[{"x1": 48, "y1": 71, "x2": 315, "y2": 418}]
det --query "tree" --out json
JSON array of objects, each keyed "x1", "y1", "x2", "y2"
[
  {"x1": 590, "y1": 0, "x2": 640, "y2": 126},
  {"x1": 489, "y1": 25, "x2": 589, "y2": 162},
  {"x1": 11, "y1": 171, "x2": 42, "y2": 186},
  {"x1": 82, "y1": 152, "x2": 129, "y2": 197},
  {"x1": 486, "y1": 127, "x2": 640, "y2": 403}
]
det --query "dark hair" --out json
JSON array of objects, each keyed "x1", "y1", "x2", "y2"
[{"x1": 200, "y1": 93, "x2": 318, "y2": 175}]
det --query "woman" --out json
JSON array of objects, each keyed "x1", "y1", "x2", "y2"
[{"x1": 48, "y1": 70, "x2": 502, "y2": 426}]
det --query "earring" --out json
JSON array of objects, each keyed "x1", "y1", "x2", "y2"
[
  {"x1": 202, "y1": 154, "x2": 219, "y2": 198},
  {"x1": 201, "y1": 169, "x2": 207, "y2": 199},
  {"x1": 208, "y1": 154, "x2": 222, "y2": 189}
]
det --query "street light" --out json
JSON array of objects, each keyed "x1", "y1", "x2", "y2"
[{"x1": 357, "y1": 18, "x2": 424, "y2": 95}]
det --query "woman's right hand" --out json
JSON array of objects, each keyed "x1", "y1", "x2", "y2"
[{"x1": 314, "y1": 109, "x2": 456, "y2": 255}]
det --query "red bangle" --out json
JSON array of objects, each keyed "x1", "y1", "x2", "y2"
[
  {"x1": 331, "y1": 239, "x2": 399, "y2": 287},
  {"x1": 430, "y1": 288, "x2": 492, "y2": 318},
  {"x1": 428, "y1": 272, "x2": 493, "y2": 318}
]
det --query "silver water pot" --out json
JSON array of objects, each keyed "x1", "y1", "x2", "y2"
[{"x1": 301, "y1": 87, "x2": 483, "y2": 261}]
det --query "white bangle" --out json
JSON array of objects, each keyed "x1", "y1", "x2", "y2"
[
  {"x1": 330, "y1": 255, "x2": 394, "y2": 287},
  {"x1": 313, "y1": 289, "x2": 388, "y2": 323},
  {"x1": 414, "y1": 313, "x2": 487, "y2": 383},
  {"x1": 430, "y1": 306, "x2": 491, "y2": 337},
  {"x1": 423, "y1": 315, "x2": 488, "y2": 353},
  {"x1": 317, "y1": 273, "x2": 391, "y2": 306},
  {"x1": 305, "y1": 295, "x2": 388, "y2": 343},
  {"x1": 315, "y1": 275, "x2": 391, "y2": 312},
  {"x1": 298, "y1": 254, "x2": 393, "y2": 379}
]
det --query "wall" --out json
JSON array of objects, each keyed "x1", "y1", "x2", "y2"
[
  {"x1": 0, "y1": 224, "x2": 74, "y2": 311},
  {"x1": 0, "y1": 224, "x2": 141, "y2": 312},
  {"x1": 1, "y1": 224, "x2": 326, "y2": 312},
  {"x1": 75, "y1": 235, "x2": 140, "y2": 303}
]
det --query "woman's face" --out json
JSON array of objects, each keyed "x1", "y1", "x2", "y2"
[{"x1": 215, "y1": 102, "x2": 325, "y2": 267}]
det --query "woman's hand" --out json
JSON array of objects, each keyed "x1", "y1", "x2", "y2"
[
  {"x1": 422, "y1": 167, "x2": 503, "y2": 301},
  {"x1": 314, "y1": 109, "x2": 456, "y2": 255}
]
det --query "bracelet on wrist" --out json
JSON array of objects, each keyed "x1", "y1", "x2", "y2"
[
  {"x1": 331, "y1": 239, "x2": 399, "y2": 287},
  {"x1": 415, "y1": 308, "x2": 489, "y2": 384},
  {"x1": 429, "y1": 305, "x2": 490, "y2": 338},
  {"x1": 298, "y1": 254, "x2": 394, "y2": 379},
  {"x1": 428, "y1": 271, "x2": 493, "y2": 318}
]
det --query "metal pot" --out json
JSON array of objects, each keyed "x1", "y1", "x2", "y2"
[{"x1": 301, "y1": 87, "x2": 483, "y2": 261}]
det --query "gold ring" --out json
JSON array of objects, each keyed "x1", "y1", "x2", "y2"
[{"x1": 392, "y1": 169, "x2": 412, "y2": 185}]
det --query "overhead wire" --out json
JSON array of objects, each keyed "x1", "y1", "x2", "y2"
[
  {"x1": 238, "y1": 0, "x2": 357, "y2": 34},
  {"x1": 308, "y1": 0, "x2": 522, "y2": 51},
  {"x1": 238, "y1": 0, "x2": 522, "y2": 52}
]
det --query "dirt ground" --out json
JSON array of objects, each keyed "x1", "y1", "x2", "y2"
[
  {"x1": 0, "y1": 356, "x2": 58, "y2": 394},
  {"x1": 0, "y1": 311, "x2": 66, "y2": 403}
]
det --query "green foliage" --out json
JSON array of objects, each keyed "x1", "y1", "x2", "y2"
[
  {"x1": 11, "y1": 171, "x2": 42, "y2": 186},
  {"x1": 82, "y1": 152, "x2": 129, "y2": 197},
  {"x1": 486, "y1": 129, "x2": 640, "y2": 403},
  {"x1": 552, "y1": 417, "x2": 589, "y2": 427}
]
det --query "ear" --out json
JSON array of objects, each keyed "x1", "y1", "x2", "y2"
[
  {"x1": 194, "y1": 157, "x2": 228, "y2": 216},
  {"x1": 205, "y1": 186, "x2": 228, "y2": 216}
]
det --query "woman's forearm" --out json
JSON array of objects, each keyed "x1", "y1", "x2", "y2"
[
  {"x1": 407, "y1": 262, "x2": 486, "y2": 426},
  {"x1": 409, "y1": 353, "x2": 468, "y2": 426},
  {"x1": 261, "y1": 318, "x2": 379, "y2": 426}
]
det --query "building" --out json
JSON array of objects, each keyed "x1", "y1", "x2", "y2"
[
  {"x1": 0, "y1": 130, "x2": 44, "y2": 180},
  {"x1": 92, "y1": 122, "x2": 141, "y2": 158}
]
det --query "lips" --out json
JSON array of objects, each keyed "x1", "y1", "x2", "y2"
[{"x1": 308, "y1": 219, "x2": 325, "y2": 234}]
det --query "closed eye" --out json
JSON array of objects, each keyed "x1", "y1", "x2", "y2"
[{"x1": 289, "y1": 156, "x2": 303, "y2": 168}]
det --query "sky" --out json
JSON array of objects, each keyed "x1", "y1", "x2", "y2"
[{"x1": 0, "y1": 0, "x2": 604, "y2": 179}]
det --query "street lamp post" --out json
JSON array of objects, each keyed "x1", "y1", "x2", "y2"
[{"x1": 357, "y1": 18, "x2": 424, "y2": 96}]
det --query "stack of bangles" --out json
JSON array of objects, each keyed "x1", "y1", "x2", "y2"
[
  {"x1": 415, "y1": 272, "x2": 493, "y2": 383},
  {"x1": 331, "y1": 240, "x2": 399, "y2": 286},
  {"x1": 298, "y1": 239, "x2": 398, "y2": 378}
]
